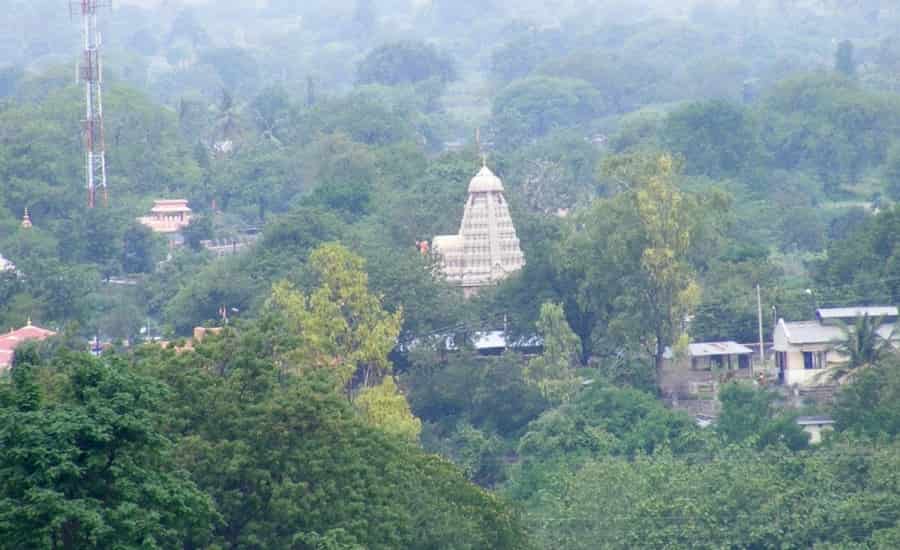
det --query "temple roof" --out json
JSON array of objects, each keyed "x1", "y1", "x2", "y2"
[
  {"x1": 150, "y1": 199, "x2": 192, "y2": 214},
  {"x1": 433, "y1": 164, "x2": 525, "y2": 295},
  {"x1": 0, "y1": 321, "x2": 57, "y2": 370},
  {"x1": 468, "y1": 166, "x2": 504, "y2": 193}
]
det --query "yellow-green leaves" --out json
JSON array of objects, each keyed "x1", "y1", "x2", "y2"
[
  {"x1": 354, "y1": 376, "x2": 422, "y2": 442},
  {"x1": 526, "y1": 302, "x2": 582, "y2": 405},
  {"x1": 267, "y1": 243, "x2": 402, "y2": 388},
  {"x1": 265, "y1": 243, "x2": 421, "y2": 441}
]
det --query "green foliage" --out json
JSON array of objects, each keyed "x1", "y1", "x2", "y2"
[
  {"x1": 514, "y1": 443, "x2": 900, "y2": 549},
  {"x1": 504, "y1": 131, "x2": 601, "y2": 213},
  {"x1": 834, "y1": 355, "x2": 900, "y2": 438},
  {"x1": 556, "y1": 152, "x2": 724, "y2": 382},
  {"x1": 717, "y1": 383, "x2": 809, "y2": 451},
  {"x1": 122, "y1": 223, "x2": 160, "y2": 273},
  {"x1": 830, "y1": 314, "x2": 895, "y2": 380},
  {"x1": 525, "y1": 302, "x2": 582, "y2": 405},
  {"x1": 354, "y1": 376, "x2": 422, "y2": 441},
  {"x1": 421, "y1": 421, "x2": 507, "y2": 487},
  {"x1": 516, "y1": 383, "x2": 707, "y2": 467},
  {"x1": 663, "y1": 100, "x2": 760, "y2": 179},
  {"x1": 760, "y1": 73, "x2": 900, "y2": 190},
  {"x1": 491, "y1": 77, "x2": 604, "y2": 149},
  {"x1": 136, "y1": 329, "x2": 531, "y2": 549},
  {"x1": 266, "y1": 243, "x2": 402, "y2": 388},
  {"x1": 405, "y1": 349, "x2": 548, "y2": 438},
  {"x1": 356, "y1": 41, "x2": 457, "y2": 87},
  {"x1": 181, "y1": 215, "x2": 213, "y2": 252},
  {"x1": 883, "y1": 142, "x2": 900, "y2": 200},
  {"x1": 835, "y1": 40, "x2": 857, "y2": 78},
  {"x1": 0, "y1": 354, "x2": 217, "y2": 548},
  {"x1": 817, "y1": 205, "x2": 900, "y2": 304}
]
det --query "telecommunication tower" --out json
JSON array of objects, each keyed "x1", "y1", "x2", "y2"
[{"x1": 71, "y1": 0, "x2": 111, "y2": 208}]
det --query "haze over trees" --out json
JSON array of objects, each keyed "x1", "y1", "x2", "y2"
[{"x1": 3, "y1": 0, "x2": 900, "y2": 547}]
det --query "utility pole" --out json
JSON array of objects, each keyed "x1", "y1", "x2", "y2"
[{"x1": 756, "y1": 284, "x2": 764, "y2": 378}]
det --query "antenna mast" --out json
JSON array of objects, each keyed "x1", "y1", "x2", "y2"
[{"x1": 72, "y1": 0, "x2": 111, "y2": 208}]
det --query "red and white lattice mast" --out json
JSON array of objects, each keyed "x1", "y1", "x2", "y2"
[{"x1": 72, "y1": 0, "x2": 110, "y2": 208}]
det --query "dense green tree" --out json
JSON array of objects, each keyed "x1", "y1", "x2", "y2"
[
  {"x1": 760, "y1": 73, "x2": 900, "y2": 190},
  {"x1": 405, "y1": 349, "x2": 547, "y2": 437},
  {"x1": 491, "y1": 77, "x2": 604, "y2": 149},
  {"x1": 356, "y1": 41, "x2": 457, "y2": 87},
  {"x1": 583, "y1": 153, "x2": 721, "y2": 384},
  {"x1": 525, "y1": 302, "x2": 582, "y2": 405},
  {"x1": 505, "y1": 131, "x2": 601, "y2": 213},
  {"x1": 122, "y1": 223, "x2": 159, "y2": 273},
  {"x1": 265, "y1": 243, "x2": 402, "y2": 389},
  {"x1": 816, "y1": 205, "x2": 900, "y2": 303},
  {"x1": 835, "y1": 39, "x2": 857, "y2": 78},
  {"x1": 181, "y1": 215, "x2": 213, "y2": 252},
  {"x1": 663, "y1": 100, "x2": 760, "y2": 179},
  {"x1": 883, "y1": 142, "x2": 900, "y2": 200},
  {"x1": 138, "y1": 331, "x2": 532, "y2": 549},
  {"x1": 833, "y1": 355, "x2": 900, "y2": 438},
  {"x1": 0, "y1": 354, "x2": 217, "y2": 549},
  {"x1": 716, "y1": 383, "x2": 809, "y2": 450},
  {"x1": 513, "y1": 443, "x2": 900, "y2": 549}
]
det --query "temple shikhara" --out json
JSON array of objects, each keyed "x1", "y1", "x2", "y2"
[{"x1": 432, "y1": 163, "x2": 525, "y2": 297}]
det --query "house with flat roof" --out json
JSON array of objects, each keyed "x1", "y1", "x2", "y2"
[
  {"x1": 688, "y1": 341, "x2": 754, "y2": 371},
  {"x1": 773, "y1": 306, "x2": 898, "y2": 387}
]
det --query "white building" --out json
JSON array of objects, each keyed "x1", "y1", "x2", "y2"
[
  {"x1": 432, "y1": 164, "x2": 525, "y2": 297},
  {"x1": 773, "y1": 306, "x2": 898, "y2": 387},
  {"x1": 795, "y1": 416, "x2": 835, "y2": 444},
  {"x1": 0, "y1": 254, "x2": 14, "y2": 273}
]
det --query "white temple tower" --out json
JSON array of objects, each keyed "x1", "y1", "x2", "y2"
[{"x1": 432, "y1": 163, "x2": 525, "y2": 297}]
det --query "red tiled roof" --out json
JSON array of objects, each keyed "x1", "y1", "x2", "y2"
[
  {"x1": 6, "y1": 325, "x2": 56, "y2": 341},
  {"x1": 0, "y1": 323, "x2": 57, "y2": 369}
]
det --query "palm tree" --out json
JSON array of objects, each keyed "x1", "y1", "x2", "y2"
[{"x1": 828, "y1": 314, "x2": 894, "y2": 382}]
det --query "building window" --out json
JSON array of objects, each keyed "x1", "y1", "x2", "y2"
[{"x1": 803, "y1": 351, "x2": 823, "y2": 370}]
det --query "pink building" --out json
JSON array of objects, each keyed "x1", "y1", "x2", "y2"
[
  {"x1": 0, "y1": 321, "x2": 57, "y2": 372},
  {"x1": 138, "y1": 199, "x2": 192, "y2": 234}
]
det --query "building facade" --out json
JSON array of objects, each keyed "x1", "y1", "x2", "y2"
[
  {"x1": 138, "y1": 199, "x2": 192, "y2": 234},
  {"x1": 773, "y1": 307, "x2": 898, "y2": 387},
  {"x1": 432, "y1": 164, "x2": 525, "y2": 297}
]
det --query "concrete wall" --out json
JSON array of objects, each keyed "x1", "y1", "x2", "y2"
[{"x1": 802, "y1": 424, "x2": 834, "y2": 445}]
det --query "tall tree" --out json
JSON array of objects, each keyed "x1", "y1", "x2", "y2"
[
  {"x1": 266, "y1": 242, "x2": 402, "y2": 389},
  {"x1": 835, "y1": 40, "x2": 857, "y2": 78},
  {"x1": 526, "y1": 302, "x2": 582, "y2": 405},
  {"x1": 602, "y1": 153, "x2": 709, "y2": 387}
]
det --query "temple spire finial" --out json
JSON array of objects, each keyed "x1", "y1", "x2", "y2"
[
  {"x1": 482, "y1": 152, "x2": 487, "y2": 168},
  {"x1": 21, "y1": 208, "x2": 32, "y2": 229}
]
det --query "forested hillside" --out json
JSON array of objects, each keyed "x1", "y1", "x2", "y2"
[{"x1": 4, "y1": 0, "x2": 900, "y2": 548}]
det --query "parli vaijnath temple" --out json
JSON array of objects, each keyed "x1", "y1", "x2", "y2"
[{"x1": 432, "y1": 163, "x2": 525, "y2": 297}]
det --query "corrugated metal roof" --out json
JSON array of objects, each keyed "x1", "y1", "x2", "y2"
[
  {"x1": 783, "y1": 321, "x2": 896, "y2": 345},
  {"x1": 817, "y1": 306, "x2": 898, "y2": 319},
  {"x1": 688, "y1": 341, "x2": 753, "y2": 357},
  {"x1": 796, "y1": 416, "x2": 835, "y2": 425}
]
